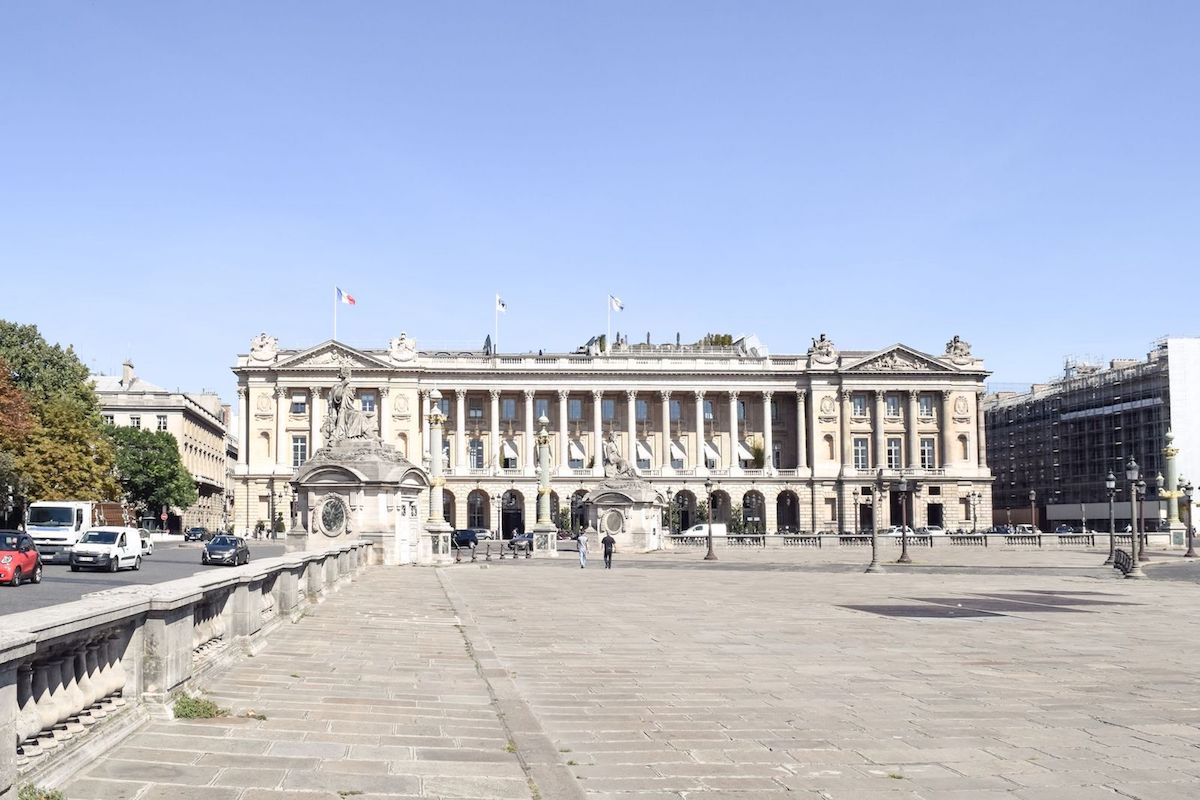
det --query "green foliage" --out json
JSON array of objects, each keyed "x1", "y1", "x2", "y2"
[
  {"x1": 172, "y1": 693, "x2": 226, "y2": 719},
  {"x1": 727, "y1": 504, "x2": 745, "y2": 534},
  {"x1": 0, "y1": 321, "x2": 95, "y2": 409},
  {"x1": 697, "y1": 333, "x2": 734, "y2": 347},
  {"x1": 110, "y1": 426, "x2": 197, "y2": 515},
  {"x1": 19, "y1": 395, "x2": 120, "y2": 502},
  {"x1": 749, "y1": 441, "x2": 766, "y2": 469},
  {"x1": 18, "y1": 786, "x2": 66, "y2": 800}
]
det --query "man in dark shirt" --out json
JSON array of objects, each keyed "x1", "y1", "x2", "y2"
[{"x1": 601, "y1": 533, "x2": 616, "y2": 569}]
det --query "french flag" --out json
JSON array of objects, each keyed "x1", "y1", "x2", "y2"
[{"x1": 337, "y1": 288, "x2": 356, "y2": 306}]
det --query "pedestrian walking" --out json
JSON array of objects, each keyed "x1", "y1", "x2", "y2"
[
  {"x1": 601, "y1": 532, "x2": 615, "y2": 569},
  {"x1": 577, "y1": 530, "x2": 589, "y2": 568}
]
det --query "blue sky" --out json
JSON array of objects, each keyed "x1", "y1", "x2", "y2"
[{"x1": 2, "y1": 2, "x2": 1197, "y2": 400}]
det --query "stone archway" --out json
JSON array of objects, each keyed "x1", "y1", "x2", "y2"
[
  {"x1": 776, "y1": 490, "x2": 799, "y2": 533},
  {"x1": 710, "y1": 490, "x2": 731, "y2": 524},
  {"x1": 673, "y1": 490, "x2": 697, "y2": 531},
  {"x1": 467, "y1": 489, "x2": 490, "y2": 530},
  {"x1": 443, "y1": 490, "x2": 456, "y2": 528},
  {"x1": 502, "y1": 489, "x2": 525, "y2": 538},
  {"x1": 742, "y1": 490, "x2": 766, "y2": 533},
  {"x1": 571, "y1": 489, "x2": 589, "y2": 533}
]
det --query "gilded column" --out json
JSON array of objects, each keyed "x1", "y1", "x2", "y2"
[
  {"x1": 274, "y1": 386, "x2": 287, "y2": 470},
  {"x1": 796, "y1": 390, "x2": 808, "y2": 469},
  {"x1": 524, "y1": 389, "x2": 536, "y2": 476},
  {"x1": 873, "y1": 390, "x2": 886, "y2": 469},
  {"x1": 941, "y1": 391, "x2": 955, "y2": 468},
  {"x1": 694, "y1": 390, "x2": 707, "y2": 474},
  {"x1": 907, "y1": 390, "x2": 920, "y2": 468},
  {"x1": 660, "y1": 390, "x2": 674, "y2": 474},
  {"x1": 626, "y1": 390, "x2": 638, "y2": 465},
  {"x1": 309, "y1": 386, "x2": 322, "y2": 454},
  {"x1": 489, "y1": 388, "x2": 501, "y2": 474},
  {"x1": 558, "y1": 389, "x2": 570, "y2": 476},
  {"x1": 455, "y1": 389, "x2": 467, "y2": 473},
  {"x1": 762, "y1": 391, "x2": 774, "y2": 474},
  {"x1": 841, "y1": 390, "x2": 854, "y2": 466},
  {"x1": 975, "y1": 389, "x2": 988, "y2": 468},
  {"x1": 592, "y1": 390, "x2": 604, "y2": 477}
]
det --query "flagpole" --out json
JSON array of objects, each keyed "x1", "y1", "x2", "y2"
[
  {"x1": 494, "y1": 294, "x2": 499, "y2": 356},
  {"x1": 606, "y1": 297, "x2": 611, "y2": 354},
  {"x1": 333, "y1": 286, "x2": 338, "y2": 341}
]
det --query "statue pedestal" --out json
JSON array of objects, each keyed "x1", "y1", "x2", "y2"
[
  {"x1": 424, "y1": 520, "x2": 454, "y2": 565},
  {"x1": 532, "y1": 522, "x2": 559, "y2": 558},
  {"x1": 584, "y1": 478, "x2": 665, "y2": 553}
]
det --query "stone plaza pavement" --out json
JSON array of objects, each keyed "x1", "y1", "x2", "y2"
[{"x1": 61, "y1": 546, "x2": 1200, "y2": 800}]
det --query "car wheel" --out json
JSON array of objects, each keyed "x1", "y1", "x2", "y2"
[
  {"x1": 133, "y1": 556, "x2": 141, "y2": 571},
  {"x1": 31, "y1": 563, "x2": 42, "y2": 584},
  {"x1": 9, "y1": 567, "x2": 21, "y2": 587},
  {"x1": 201, "y1": 553, "x2": 208, "y2": 565},
  {"x1": 70, "y1": 564, "x2": 80, "y2": 572},
  {"x1": 108, "y1": 558, "x2": 118, "y2": 573}
]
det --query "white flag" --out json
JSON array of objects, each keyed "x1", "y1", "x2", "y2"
[
  {"x1": 609, "y1": 294, "x2": 623, "y2": 312},
  {"x1": 496, "y1": 294, "x2": 507, "y2": 313}
]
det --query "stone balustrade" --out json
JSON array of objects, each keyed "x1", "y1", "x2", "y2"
[
  {"x1": 0, "y1": 540, "x2": 371, "y2": 798},
  {"x1": 664, "y1": 533, "x2": 1111, "y2": 550}
]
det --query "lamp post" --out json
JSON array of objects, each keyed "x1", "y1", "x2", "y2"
[
  {"x1": 1126, "y1": 457, "x2": 1145, "y2": 578},
  {"x1": 896, "y1": 478, "x2": 913, "y2": 564},
  {"x1": 1104, "y1": 472, "x2": 1116, "y2": 566},
  {"x1": 1136, "y1": 477, "x2": 1150, "y2": 562},
  {"x1": 665, "y1": 487, "x2": 674, "y2": 535},
  {"x1": 1028, "y1": 489, "x2": 1037, "y2": 532},
  {"x1": 267, "y1": 476, "x2": 275, "y2": 540},
  {"x1": 969, "y1": 490, "x2": 982, "y2": 534},
  {"x1": 1183, "y1": 479, "x2": 1195, "y2": 558},
  {"x1": 851, "y1": 487, "x2": 860, "y2": 536},
  {"x1": 491, "y1": 491, "x2": 503, "y2": 540},
  {"x1": 703, "y1": 478, "x2": 717, "y2": 561},
  {"x1": 866, "y1": 469, "x2": 886, "y2": 573}
]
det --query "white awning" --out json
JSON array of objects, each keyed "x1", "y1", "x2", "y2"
[
  {"x1": 568, "y1": 440, "x2": 585, "y2": 460},
  {"x1": 291, "y1": 393, "x2": 307, "y2": 403},
  {"x1": 635, "y1": 440, "x2": 652, "y2": 461},
  {"x1": 501, "y1": 440, "x2": 518, "y2": 459},
  {"x1": 702, "y1": 441, "x2": 720, "y2": 462},
  {"x1": 736, "y1": 441, "x2": 754, "y2": 461},
  {"x1": 669, "y1": 440, "x2": 686, "y2": 461}
]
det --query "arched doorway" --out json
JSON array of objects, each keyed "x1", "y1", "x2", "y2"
[
  {"x1": 501, "y1": 489, "x2": 524, "y2": 538},
  {"x1": 673, "y1": 489, "x2": 697, "y2": 532},
  {"x1": 549, "y1": 490, "x2": 561, "y2": 528},
  {"x1": 742, "y1": 490, "x2": 766, "y2": 533},
  {"x1": 710, "y1": 490, "x2": 731, "y2": 524},
  {"x1": 442, "y1": 490, "x2": 456, "y2": 528},
  {"x1": 571, "y1": 489, "x2": 589, "y2": 533},
  {"x1": 776, "y1": 490, "x2": 799, "y2": 533},
  {"x1": 467, "y1": 490, "x2": 490, "y2": 530}
]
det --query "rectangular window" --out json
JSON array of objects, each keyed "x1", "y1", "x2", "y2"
[
  {"x1": 853, "y1": 438, "x2": 869, "y2": 469},
  {"x1": 602, "y1": 399, "x2": 615, "y2": 421},
  {"x1": 156, "y1": 414, "x2": 168, "y2": 432},
  {"x1": 886, "y1": 394, "x2": 901, "y2": 417},
  {"x1": 501, "y1": 398, "x2": 516, "y2": 420},
  {"x1": 670, "y1": 399, "x2": 681, "y2": 422},
  {"x1": 360, "y1": 392, "x2": 376, "y2": 413},
  {"x1": 852, "y1": 394, "x2": 867, "y2": 417},
  {"x1": 102, "y1": 414, "x2": 114, "y2": 426},
  {"x1": 292, "y1": 435, "x2": 308, "y2": 467},
  {"x1": 920, "y1": 438, "x2": 936, "y2": 469},
  {"x1": 568, "y1": 439, "x2": 585, "y2": 469},
  {"x1": 290, "y1": 394, "x2": 307, "y2": 414},
  {"x1": 535, "y1": 398, "x2": 550, "y2": 420},
  {"x1": 737, "y1": 399, "x2": 747, "y2": 423},
  {"x1": 703, "y1": 399, "x2": 714, "y2": 421},
  {"x1": 887, "y1": 437, "x2": 902, "y2": 469},
  {"x1": 130, "y1": 415, "x2": 141, "y2": 429},
  {"x1": 918, "y1": 394, "x2": 934, "y2": 416},
  {"x1": 636, "y1": 399, "x2": 649, "y2": 422},
  {"x1": 469, "y1": 439, "x2": 484, "y2": 469},
  {"x1": 568, "y1": 399, "x2": 583, "y2": 421},
  {"x1": 469, "y1": 400, "x2": 483, "y2": 419}
]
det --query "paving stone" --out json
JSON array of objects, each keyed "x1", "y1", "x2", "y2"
[{"x1": 56, "y1": 778, "x2": 147, "y2": 800}]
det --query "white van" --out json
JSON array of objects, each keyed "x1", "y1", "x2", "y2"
[
  {"x1": 69, "y1": 526, "x2": 143, "y2": 572},
  {"x1": 681, "y1": 523, "x2": 728, "y2": 537}
]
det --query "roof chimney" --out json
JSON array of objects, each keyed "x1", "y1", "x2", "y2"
[{"x1": 121, "y1": 360, "x2": 135, "y2": 388}]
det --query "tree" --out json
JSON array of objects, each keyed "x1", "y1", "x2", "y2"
[
  {"x1": 18, "y1": 395, "x2": 121, "y2": 501},
  {"x1": 697, "y1": 333, "x2": 734, "y2": 347},
  {"x1": 109, "y1": 426, "x2": 198, "y2": 516},
  {"x1": 0, "y1": 321, "x2": 96, "y2": 409},
  {"x1": 0, "y1": 357, "x2": 35, "y2": 453}
]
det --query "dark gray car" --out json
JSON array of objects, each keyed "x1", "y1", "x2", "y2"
[{"x1": 202, "y1": 535, "x2": 249, "y2": 566}]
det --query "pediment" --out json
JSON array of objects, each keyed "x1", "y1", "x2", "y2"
[
  {"x1": 274, "y1": 340, "x2": 395, "y2": 371},
  {"x1": 842, "y1": 344, "x2": 956, "y2": 374}
]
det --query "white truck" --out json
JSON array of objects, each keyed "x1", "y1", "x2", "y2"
[
  {"x1": 681, "y1": 523, "x2": 728, "y2": 537},
  {"x1": 26, "y1": 500, "x2": 131, "y2": 563}
]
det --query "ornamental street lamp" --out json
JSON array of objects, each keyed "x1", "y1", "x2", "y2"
[
  {"x1": 703, "y1": 478, "x2": 717, "y2": 561},
  {"x1": 896, "y1": 477, "x2": 913, "y2": 564},
  {"x1": 866, "y1": 469, "x2": 885, "y2": 573},
  {"x1": 851, "y1": 487, "x2": 861, "y2": 536},
  {"x1": 969, "y1": 490, "x2": 983, "y2": 534},
  {"x1": 1137, "y1": 477, "x2": 1151, "y2": 562},
  {"x1": 1183, "y1": 479, "x2": 1196, "y2": 559},
  {"x1": 491, "y1": 491, "x2": 503, "y2": 541},
  {"x1": 1126, "y1": 457, "x2": 1145, "y2": 578},
  {"x1": 1028, "y1": 489, "x2": 1037, "y2": 533},
  {"x1": 665, "y1": 487, "x2": 674, "y2": 535},
  {"x1": 1104, "y1": 471, "x2": 1117, "y2": 566}
]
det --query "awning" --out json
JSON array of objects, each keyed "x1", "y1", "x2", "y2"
[
  {"x1": 736, "y1": 441, "x2": 754, "y2": 461},
  {"x1": 291, "y1": 393, "x2": 307, "y2": 404},
  {"x1": 635, "y1": 440, "x2": 652, "y2": 461},
  {"x1": 568, "y1": 440, "x2": 585, "y2": 460},
  {"x1": 702, "y1": 441, "x2": 720, "y2": 462},
  {"x1": 669, "y1": 440, "x2": 686, "y2": 462},
  {"x1": 501, "y1": 440, "x2": 518, "y2": 459}
]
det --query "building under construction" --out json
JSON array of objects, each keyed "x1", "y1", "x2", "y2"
[{"x1": 983, "y1": 337, "x2": 1200, "y2": 532}]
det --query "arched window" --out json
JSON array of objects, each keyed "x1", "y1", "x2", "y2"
[{"x1": 467, "y1": 490, "x2": 489, "y2": 529}]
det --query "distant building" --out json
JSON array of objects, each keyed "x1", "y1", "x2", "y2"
[
  {"x1": 92, "y1": 361, "x2": 231, "y2": 531},
  {"x1": 983, "y1": 337, "x2": 1200, "y2": 532}
]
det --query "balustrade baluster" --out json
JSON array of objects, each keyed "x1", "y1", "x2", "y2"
[
  {"x1": 106, "y1": 636, "x2": 127, "y2": 705},
  {"x1": 15, "y1": 664, "x2": 43, "y2": 759},
  {"x1": 60, "y1": 652, "x2": 86, "y2": 731},
  {"x1": 85, "y1": 642, "x2": 107, "y2": 718},
  {"x1": 31, "y1": 662, "x2": 60, "y2": 751}
]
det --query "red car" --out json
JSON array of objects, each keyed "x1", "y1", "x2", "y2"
[{"x1": 0, "y1": 530, "x2": 43, "y2": 586}]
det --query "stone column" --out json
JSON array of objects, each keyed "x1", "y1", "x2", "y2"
[
  {"x1": 237, "y1": 387, "x2": 249, "y2": 468},
  {"x1": 762, "y1": 391, "x2": 774, "y2": 474},
  {"x1": 379, "y1": 386, "x2": 391, "y2": 444},
  {"x1": 420, "y1": 390, "x2": 431, "y2": 463},
  {"x1": 694, "y1": 390, "x2": 707, "y2": 475},
  {"x1": 626, "y1": 390, "x2": 638, "y2": 465},
  {"x1": 425, "y1": 390, "x2": 452, "y2": 564},
  {"x1": 592, "y1": 390, "x2": 604, "y2": 477},
  {"x1": 798, "y1": 390, "x2": 809, "y2": 469},
  {"x1": 907, "y1": 390, "x2": 920, "y2": 468},
  {"x1": 524, "y1": 389, "x2": 536, "y2": 476},
  {"x1": 975, "y1": 389, "x2": 988, "y2": 468},
  {"x1": 660, "y1": 390, "x2": 674, "y2": 475},
  {"x1": 729, "y1": 391, "x2": 740, "y2": 474},
  {"x1": 275, "y1": 386, "x2": 287, "y2": 470},
  {"x1": 941, "y1": 391, "x2": 955, "y2": 468},
  {"x1": 558, "y1": 389, "x2": 570, "y2": 476},
  {"x1": 490, "y1": 389, "x2": 501, "y2": 475},
  {"x1": 309, "y1": 386, "x2": 322, "y2": 454},
  {"x1": 840, "y1": 390, "x2": 854, "y2": 467},
  {"x1": 456, "y1": 390, "x2": 467, "y2": 474},
  {"x1": 873, "y1": 391, "x2": 886, "y2": 469}
]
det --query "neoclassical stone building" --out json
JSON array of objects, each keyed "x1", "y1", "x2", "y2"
[{"x1": 231, "y1": 332, "x2": 992, "y2": 538}]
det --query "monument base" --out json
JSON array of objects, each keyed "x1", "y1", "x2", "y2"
[{"x1": 532, "y1": 522, "x2": 559, "y2": 557}]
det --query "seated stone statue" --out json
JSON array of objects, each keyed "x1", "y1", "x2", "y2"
[{"x1": 603, "y1": 436, "x2": 640, "y2": 480}]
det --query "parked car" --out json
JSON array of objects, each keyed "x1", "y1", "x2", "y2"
[
  {"x1": 0, "y1": 530, "x2": 43, "y2": 586},
  {"x1": 883, "y1": 526, "x2": 914, "y2": 536},
  {"x1": 920, "y1": 525, "x2": 946, "y2": 535},
  {"x1": 508, "y1": 532, "x2": 534, "y2": 552},
  {"x1": 184, "y1": 527, "x2": 211, "y2": 542},
  {"x1": 680, "y1": 523, "x2": 728, "y2": 537},
  {"x1": 1055, "y1": 524, "x2": 1073, "y2": 534},
  {"x1": 453, "y1": 529, "x2": 479, "y2": 549},
  {"x1": 467, "y1": 527, "x2": 494, "y2": 540},
  {"x1": 1014, "y1": 524, "x2": 1039, "y2": 534},
  {"x1": 202, "y1": 535, "x2": 250, "y2": 566},
  {"x1": 70, "y1": 527, "x2": 143, "y2": 572},
  {"x1": 137, "y1": 529, "x2": 155, "y2": 555}
]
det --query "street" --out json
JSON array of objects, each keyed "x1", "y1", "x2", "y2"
[{"x1": 0, "y1": 538, "x2": 286, "y2": 614}]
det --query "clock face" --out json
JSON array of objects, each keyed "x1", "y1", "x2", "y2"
[{"x1": 320, "y1": 498, "x2": 346, "y2": 536}]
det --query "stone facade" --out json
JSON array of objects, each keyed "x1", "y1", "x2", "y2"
[{"x1": 231, "y1": 333, "x2": 993, "y2": 537}]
